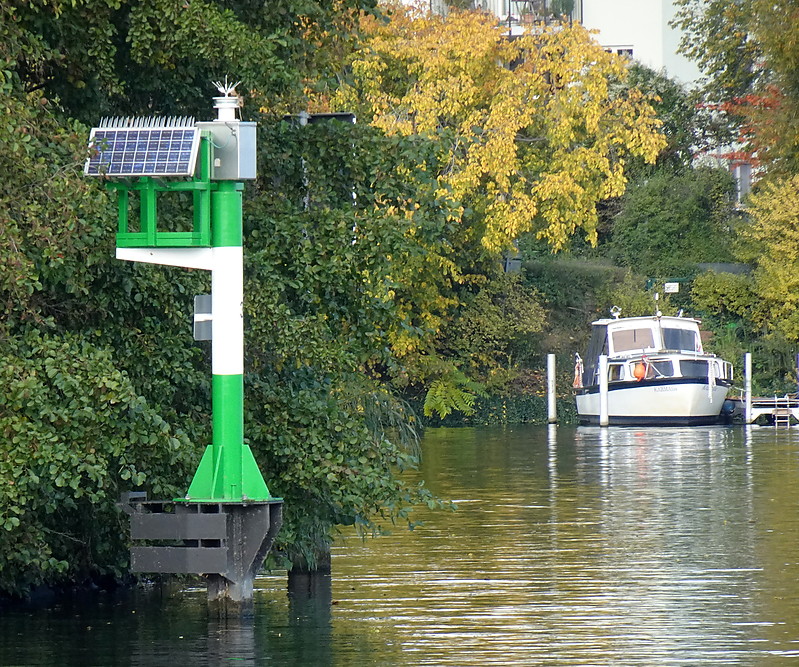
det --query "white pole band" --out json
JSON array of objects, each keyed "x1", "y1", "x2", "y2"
[
  {"x1": 212, "y1": 246, "x2": 244, "y2": 375},
  {"x1": 547, "y1": 354, "x2": 557, "y2": 424},
  {"x1": 744, "y1": 352, "x2": 752, "y2": 424}
]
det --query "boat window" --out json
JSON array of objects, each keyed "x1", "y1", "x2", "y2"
[
  {"x1": 608, "y1": 364, "x2": 624, "y2": 381},
  {"x1": 650, "y1": 360, "x2": 674, "y2": 377},
  {"x1": 611, "y1": 328, "x2": 654, "y2": 352},
  {"x1": 663, "y1": 327, "x2": 699, "y2": 352},
  {"x1": 680, "y1": 359, "x2": 708, "y2": 377}
]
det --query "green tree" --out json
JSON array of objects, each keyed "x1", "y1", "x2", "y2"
[
  {"x1": 673, "y1": 0, "x2": 799, "y2": 175},
  {"x1": 243, "y1": 119, "x2": 455, "y2": 564},
  {"x1": 437, "y1": 272, "x2": 546, "y2": 389},
  {"x1": 0, "y1": 0, "x2": 451, "y2": 593},
  {"x1": 672, "y1": 0, "x2": 762, "y2": 101},
  {"x1": 583, "y1": 64, "x2": 717, "y2": 253},
  {"x1": 621, "y1": 64, "x2": 707, "y2": 172},
  {"x1": 2, "y1": 0, "x2": 377, "y2": 122},
  {"x1": 0, "y1": 330, "x2": 195, "y2": 594},
  {"x1": 0, "y1": 68, "x2": 207, "y2": 594},
  {"x1": 608, "y1": 167, "x2": 738, "y2": 277}
]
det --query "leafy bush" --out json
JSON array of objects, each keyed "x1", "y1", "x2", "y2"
[
  {"x1": 594, "y1": 270, "x2": 660, "y2": 318},
  {"x1": 521, "y1": 257, "x2": 626, "y2": 311},
  {"x1": 419, "y1": 395, "x2": 578, "y2": 427},
  {"x1": 438, "y1": 272, "x2": 547, "y2": 388},
  {"x1": 0, "y1": 329, "x2": 194, "y2": 596},
  {"x1": 691, "y1": 270, "x2": 799, "y2": 394},
  {"x1": 608, "y1": 167, "x2": 738, "y2": 277},
  {"x1": 691, "y1": 271, "x2": 760, "y2": 327}
]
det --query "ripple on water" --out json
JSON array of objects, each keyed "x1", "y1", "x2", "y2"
[
  {"x1": 328, "y1": 426, "x2": 799, "y2": 665},
  {"x1": 2, "y1": 426, "x2": 799, "y2": 666}
]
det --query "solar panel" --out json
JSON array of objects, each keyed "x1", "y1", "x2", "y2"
[{"x1": 85, "y1": 117, "x2": 200, "y2": 177}]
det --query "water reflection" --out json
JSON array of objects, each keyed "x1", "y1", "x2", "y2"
[
  {"x1": 3, "y1": 425, "x2": 799, "y2": 665},
  {"x1": 330, "y1": 425, "x2": 799, "y2": 665},
  {"x1": 569, "y1": 427, "x2": 759, "y2": 663}
]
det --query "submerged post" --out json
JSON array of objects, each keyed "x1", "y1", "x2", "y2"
[
  {"x1": 599, "y1": 354, "x2": 609, "y2": 427},
  {"x1": 547, "y1": 353, "x2": 557, "y2": 424},
  {"x1": 745, "y1": 352, "x2": 753, "y2": 424}
]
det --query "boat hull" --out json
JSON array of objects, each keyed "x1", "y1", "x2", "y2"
[{"x1": 575, "y1": 378, "x2": 730, "y2": 426}]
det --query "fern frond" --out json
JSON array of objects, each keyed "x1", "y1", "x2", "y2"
[{"x1": 423, "y1": 373, "x2": 485, "y2": 419}]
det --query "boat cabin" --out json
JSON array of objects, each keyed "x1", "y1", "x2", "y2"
[
  {"x1": 590, "y1": 316, "x2": 703, "y2": 358},
  {"x1": 580, "y1": 315, "x2": 731, "y2": 387}
]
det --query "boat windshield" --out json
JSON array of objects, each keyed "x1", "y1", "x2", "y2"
[
  {"x1": 663, "y1": 327, "x2": 700, "y2": 352},
  {"x1": 611, "y1": 328, "x2": 654, "y2": 352}
]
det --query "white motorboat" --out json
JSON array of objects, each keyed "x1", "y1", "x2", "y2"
[{"x1": 574, "y1": 309, "x2": 733, "y2": 425}]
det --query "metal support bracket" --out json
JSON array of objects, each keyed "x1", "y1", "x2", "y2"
[{"x1": 120, "y1": 494, "x2": 283, "y2": 608}]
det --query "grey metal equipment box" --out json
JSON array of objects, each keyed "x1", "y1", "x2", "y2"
[{"x1": 196, "y1": 120, "x2": 257, "y2": 180}]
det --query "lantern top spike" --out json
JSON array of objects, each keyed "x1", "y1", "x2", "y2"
[
  {"x1": 213, "y1": 77, "x2": 241, "y2": 98},
  {"x1": 211, "y1": 77, "x2": 243, "y2": 122}
]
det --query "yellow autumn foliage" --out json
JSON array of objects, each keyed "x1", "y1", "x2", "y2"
[
  {"x1": 328, "y1": 5, "x2": 666, "y2": 251},
  {"x1": 744, "y1": 175, "x2": 799, "y2": 340}
]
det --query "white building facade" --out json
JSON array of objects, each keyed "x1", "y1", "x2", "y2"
[
  {"x1": 579, "y1": 0, "x2": 700, "y2": 85},
  {"x1": 462, "y1": 0, "x2": 701, "y2": 86}
]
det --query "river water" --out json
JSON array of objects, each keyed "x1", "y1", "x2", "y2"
[{"x1": 3, "y1": 425, "x2": 799, "y2": 665}]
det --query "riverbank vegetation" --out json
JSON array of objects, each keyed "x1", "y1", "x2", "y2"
[{"x1": 1, "y1": 0, "x2": 798, "y2": 597}]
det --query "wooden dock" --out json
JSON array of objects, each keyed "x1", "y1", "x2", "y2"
[
  {"x1": 736, "y1": 353, "x2": 799, "y2": 426},
  {"x1": 723, "y1": 394, "x2": 799, "y2": 425},
  {"x1": 749, "y1": 395, "x2": 799, "y2": 426},
  {"x1": 728, "y1": 395, "x2": 799, "y2": 425}
]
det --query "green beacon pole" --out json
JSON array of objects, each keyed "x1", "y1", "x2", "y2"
[{"x1": 186, "y1": 85, "x2": 271, "y2": 502}]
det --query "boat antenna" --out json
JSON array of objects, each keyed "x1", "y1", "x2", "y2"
[
  {"x1": 610, "y1": 305, "x2": 621, "y2": 319},
  {"x1": 654, "y1": 292, "x2": 662, "y2": 318}
]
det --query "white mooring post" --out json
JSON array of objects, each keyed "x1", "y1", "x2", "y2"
[
  {"x1": 547, "y1": 353, "x2": 557, "y2": 424},
  {"x1": 745, "y1": 352, "x2": 753, "y2": 424},
  {"x1": 599, "y1": 354, "x2": 609, "y2": 427}
]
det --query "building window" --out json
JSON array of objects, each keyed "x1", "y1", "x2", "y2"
[
  {"x1": 617, "y1": 48, "x2": 633, "y2": 58},
  {"x1": 733, "y1": 163, "x2": 752, "y2": 202}
]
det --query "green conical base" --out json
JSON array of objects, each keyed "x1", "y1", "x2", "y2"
[{"x1": 181, "y1": 445, "x2": 275, "y2": 502}]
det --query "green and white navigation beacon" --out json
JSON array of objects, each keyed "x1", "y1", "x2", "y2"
[{"x1": 86, "y1": 80, "x2": 282, "y2": 611}]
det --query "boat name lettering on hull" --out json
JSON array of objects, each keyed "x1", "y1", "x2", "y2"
[{"x1": 654, "y1": 386, "x2": 679, "y2": 393}]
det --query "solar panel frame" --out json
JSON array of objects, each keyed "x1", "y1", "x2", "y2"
[{"x1": 85, "y1": 121, "x2": 201, "y2": 178}]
